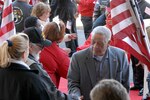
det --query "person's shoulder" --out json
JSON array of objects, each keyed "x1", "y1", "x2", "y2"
[
  {"x1": 26, "y1": 57, "x2": 36, "y2": 67},
  {"x1": 75, "y1": 47, "x2": 90, "y2": 55},
  {"x1": 13, "y1": 1, "x2": 32, "y2": 8},
  {"x1": 9, "y1": 63, "x2": 39, "y2": 78},
  {"x1": 109, "y1": 46, "x2": 125, "y2": 53},
  {"x1": 22, "y1": 69, "x2": 39, "y2": 80},
  {"x1": 72, "y1": 47, "x2": 91, "y2": 59}
]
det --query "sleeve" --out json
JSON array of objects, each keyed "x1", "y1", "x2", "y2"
[
  {"x1": 50, "y1": 0, "x2": 58, "y2": 19},
  {"x1": 40, "y1": 71, "x2": 79, "y2": 100},
  {"x1": 28, "y1": 76, "x2": 50, "y2": 100},
  {"x1": 39, "y1": 52, "x2": 58, "y2": 86},
  {"x1": 67, "y1": 54, "x2": 81, "y2": 97},
  {"x1": 58, "y1": 56, "x2": 70, "y2": 79}
]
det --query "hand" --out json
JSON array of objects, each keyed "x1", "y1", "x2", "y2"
[
  {"x1": 68, "y1": 33, "x2": 77, "y2": 40},
  {"x1": 74, "y1": 12, "x2": 79, "y2": 19},
  {"x1": 62, "y1": 48, "x2": 71, "y2": 55},
  {"x1": 63, "y1": 34, "x2": 77, "y2": 42},
  {"x1": 78, "y1": 95, "x2": 84, "y2": 100}
]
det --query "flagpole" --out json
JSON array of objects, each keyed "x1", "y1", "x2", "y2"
[
  {"x1": 130, "y1": 0, "x2": 150, "y2": 99},
  {"x1": 130, "y1": 0, "x2": 150, "y2": 54}
]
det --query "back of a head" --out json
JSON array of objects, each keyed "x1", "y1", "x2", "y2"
[
  {"x1": 31, "y1": 2, "x2": 51, "y2": 18},
  {"x1": 24, "y1": 27, "x2": 51, "y2": 47},
  {"x1": 0, "y1": 33, "x2": 29, "y2": 68},
  {"x1": 24, "y1": 16, "x2": 39, "y2": 29},
  {"x1": 43, "y1": 21, "x2": 65, "y2": 42},
  {"x1": 90, "y1": 79, "x2": 129, "y2": 100}
]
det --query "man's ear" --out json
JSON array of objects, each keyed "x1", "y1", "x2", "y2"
[{"x1": 29, "y1": 43, "x2": 34, "y2": 51}]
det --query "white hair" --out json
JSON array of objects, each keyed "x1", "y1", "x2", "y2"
[{"x1": 91, "y1": 26, "x2": 111, "y2": 42}]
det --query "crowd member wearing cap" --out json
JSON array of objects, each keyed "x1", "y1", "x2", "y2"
[
  {"x1": 39, "y1": 21, "x2": 70, "y2": 88},
  {"x1": 0, "y1": 33, "x2": 50, "y2": 100},
  {"x1": 24, "y1": 27, "x2": 51, "y2": 61},
  {"x1": 24, "y1": 27, "x2": 78, "y2": 100}
]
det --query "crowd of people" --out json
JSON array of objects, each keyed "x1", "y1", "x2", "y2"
[{"x1": 0, "y1": 0, "x2": 150, "y2": 100}]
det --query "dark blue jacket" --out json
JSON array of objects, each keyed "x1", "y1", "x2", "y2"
[{"x1": 0, "y1": 63, "x2": 50, "y2": 100}]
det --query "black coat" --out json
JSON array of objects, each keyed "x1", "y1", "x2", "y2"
[
  {"x1": 50, "y1": 0, "x2": 77, "y2": 23},
  {"x1": 0, "y1": 63, "x2": 50, "y2": 100},
  {"x1": 12, "y1": 1, "x2": 32, "y2": 32}
]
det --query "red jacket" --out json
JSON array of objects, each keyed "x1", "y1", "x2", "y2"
[
  {"x1": 39, "y1": 42, "x2": 70, "y2": 88},
  {"x1": 78, "y1": 0, "x2": 95, "y2": 17}
]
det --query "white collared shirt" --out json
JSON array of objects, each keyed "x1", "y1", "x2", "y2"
[{"x1": 10, "y1": 59, "x2": 30, "y2": 70}]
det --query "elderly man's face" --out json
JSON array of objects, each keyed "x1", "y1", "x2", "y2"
[{"x1": 92, "y1": 33, "x2": 109, "y2": 56}]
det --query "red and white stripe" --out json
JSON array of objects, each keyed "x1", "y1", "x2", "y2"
[
  {"x1": 0, "y1": 0, "x2": 15, "y2": 45},
  {"x1": 110, "y1": 0, "x2": 150, "y2": 68}
]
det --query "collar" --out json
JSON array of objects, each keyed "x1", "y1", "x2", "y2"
[
  {"x1": 10, "y1": 59, "x2": 30, "y2": 69},
  {"x1": 28, "y1": 54, "x2": 39, "y2": 63},
  {"x1": 92, "y1": 46, "x2": 109, "y2": 58},
  {"x1": 93, "y1": 50, "x2": 108, "y2": 61}
]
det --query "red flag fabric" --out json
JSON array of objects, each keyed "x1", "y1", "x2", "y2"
[
  {"x1": 0, "y1": 0, "x2": 15, "y2": 45},
  {"x1": 0, "y1": 1, "x2": 3, "y2": 10},
  {"x1": 110, "y1": 0, "x2": 150, "y2": 69}
]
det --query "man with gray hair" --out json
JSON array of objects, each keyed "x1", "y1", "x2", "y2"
[
  {"x1": 90, "y1": 79, "x2": 129, "y2": 100},
  {"x1": 68, "y1": 26, "x2": 129, "y2": 100}
]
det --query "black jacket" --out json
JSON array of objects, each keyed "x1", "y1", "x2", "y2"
[
  {"x1": 26, "y1": 54, "x2": 78, "y2": 100},
  {"x1": 0, "y1": 63, "x2": 50, "y2": 100},
  {"x1": 12, "y1": 1, "x2": 32, "y2": 32}
]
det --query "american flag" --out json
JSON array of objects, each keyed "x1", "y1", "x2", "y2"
[
  {"x1": 0, "y1": 0, "x2": 15, "y2": 45},
  {"x1": 110, "y1": 0, "x2": 150, "y2": 69}
]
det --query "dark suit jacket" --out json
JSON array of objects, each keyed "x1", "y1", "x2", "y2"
[
  {"x1": 0, "y1": 63, "x2": 50, "y2": 100},
  {"x1": 68, "y1": 46, "x2": 129, "y2": 100}
]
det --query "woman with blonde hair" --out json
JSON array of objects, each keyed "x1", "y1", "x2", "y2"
[
  {"x1": 0, "y1": 33, "x2": 50, "y2": 100},
  {"x1": 31, "y1": 2, "x2": 51, "y2": 30}
]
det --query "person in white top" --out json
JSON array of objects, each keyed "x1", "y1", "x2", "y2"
[{"x1": 31, "y1": 2, "x2": 50, "y2": 30}]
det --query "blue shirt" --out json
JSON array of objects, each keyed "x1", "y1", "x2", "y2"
[{"x1": 93, "y1": 50, "x2": 109, "y2": 82}]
